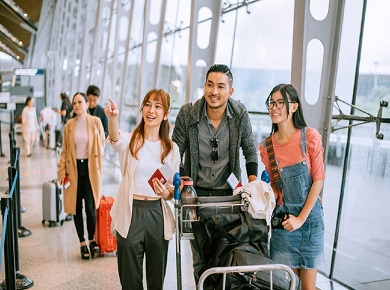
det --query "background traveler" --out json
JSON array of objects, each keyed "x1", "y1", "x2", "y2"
[
  {"x1": 259, "y1": 83, "x2": 325, "y2": 290},
  {"x1": 105, "y1": 89, "x2": 180, "y2": 290},
  {"x1": 54, "y1": 92, "x2": 73, "y2": 125},
  {"x1": 57, "y1": 92, "x2": 105, "y2": 260},
  {"x1": 86, "y1": 85, "x2": 108, "y2": 138},
  {"x1": 21, "y1": 96, "x2": 39, "y2": 157}
]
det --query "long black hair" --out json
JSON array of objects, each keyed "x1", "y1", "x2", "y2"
[
  {"x1": 25, "y1": 96, "x2": 33, "y2": 105},
  {"x1": 265, "y1": 83, "x2": 307, "y2": 134}
]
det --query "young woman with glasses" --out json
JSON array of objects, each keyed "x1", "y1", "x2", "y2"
[{"x1": 259, "y1": 83, "x2": 326, "y2": 290}]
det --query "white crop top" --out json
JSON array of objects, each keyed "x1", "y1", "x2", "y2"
[{"x1": 133, "y1": 139, "x2": 163, "y2": 197}]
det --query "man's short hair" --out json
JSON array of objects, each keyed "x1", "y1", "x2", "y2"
[
  {"x1": 86, "y1": 85, "x2": 100, "y2": 97},
  {"x1": 206, "y1": 64, "x2": 233, "y2": 87}
]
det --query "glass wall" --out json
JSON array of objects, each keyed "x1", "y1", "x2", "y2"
[
  {"x1": 321, "y1": 0, "x2": 390, "y2": 288},
  {"x1": 19, "y1": 1, "x2": 390, "y2": 288}
]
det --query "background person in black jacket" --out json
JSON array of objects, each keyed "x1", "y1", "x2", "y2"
[
  {"x1": 54, "y1": 92, "x2": 73, "y2": 125},
  {"x1": 86, "y1": 85, "x2": 108, "y2": 138}
]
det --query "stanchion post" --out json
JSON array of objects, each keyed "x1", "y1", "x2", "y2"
[
  {"x1": 2, "y1": 166, "x2": 34, "y2": 290},
  {"x1": 9, "y1": 131, "x2": 15, "y2": 165},
  {"x1": 0, "y1": 120, "x2": 5, "y2": 157},
  {"x1": 8, "y1": 166, "x2": 20, "y2": 274},
  {"x1": 14, "y1": 147, "x2": 32, "y2": 238},
  {"x1": 1, "y1": 184, "x2": 17, "y2": 290},
  {"x1": 14, "y1": 148, "x2": 22, "y2": 229}
]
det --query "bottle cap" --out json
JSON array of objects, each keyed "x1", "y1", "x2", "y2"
[{"x1": 183, "y1": 178, "x2": 193, "y2": 186}]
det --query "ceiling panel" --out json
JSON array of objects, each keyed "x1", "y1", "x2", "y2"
[{"x1": 0, "y1": 0, "x2": 43, "y2": 64}]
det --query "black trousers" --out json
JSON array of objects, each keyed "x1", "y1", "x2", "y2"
[
  {"x1": 191, "y1": 186, "x2": 233, "y2": 284},
  {"x1": 74, "y1": 159, "x2": 96, "y2": 243},
  {"x1": 116, "y1": 199, "x2": 168, "y2": 290}
]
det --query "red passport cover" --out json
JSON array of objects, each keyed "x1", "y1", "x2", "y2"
[{"x1": 148, "y1": 163, "x2": 173, "y2": 191}]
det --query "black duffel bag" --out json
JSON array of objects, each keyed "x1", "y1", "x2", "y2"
[
  {"x1": 221, "y1": 249, "x2": 301, "y2": 290},
  {"x1": 192, "y1": 211, "x2": 269, "y2": 286}
]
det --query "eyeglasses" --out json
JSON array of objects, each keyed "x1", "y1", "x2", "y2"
[
  {"x1": 266, "y1": 99, "x2": 295, "y2": 110},
  {"x1": 210, "y1": 137, "x2": 219, "y2": 161}
]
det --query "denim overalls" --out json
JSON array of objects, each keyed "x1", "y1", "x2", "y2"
[{"x1": 267, "y1": 127, "x2": 324, "y2": 269}]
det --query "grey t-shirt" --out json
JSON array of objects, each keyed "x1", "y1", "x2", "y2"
[{"x1": 196, "y1": 104, "x2": 231, "y2": 189}]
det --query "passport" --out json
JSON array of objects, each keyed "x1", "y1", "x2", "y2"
[
  {"x1": 63, "y1": 174, "x2": 70, "y2": 189},
  {"x1": 148, "y1": 163, "x2": 174, "y2": 191}
]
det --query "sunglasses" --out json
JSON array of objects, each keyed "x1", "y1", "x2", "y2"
[{"x1": 210, "y1": 137, "x2": 219, "y2": 161}]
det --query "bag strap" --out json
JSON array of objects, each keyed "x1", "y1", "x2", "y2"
[
  {"x1": 212, "y1": 212, "x2": 250, "y2": 244},
  {"x1": 265, "y1": 136, "x2": 283, "y2": 191}
]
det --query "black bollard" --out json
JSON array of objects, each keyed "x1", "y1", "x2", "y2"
[
  {"x1": 0, "y1": 120, "x2": 5, "y2": 157},
  {"x1": 8, "y1": 167, "x2": 20, "y2": 276},
  {"x1": 13, "y1": 148, "x2": 31, "y2": 238},
  {"x1": 9, "y1": 131, "x2": 15, "y2": 164},
  {"x1": 1, "y1": 182, "x2": 17, "y2": 290},
  {"x1": 1, "y1": 167, "x2": 34, "y2": 290}
]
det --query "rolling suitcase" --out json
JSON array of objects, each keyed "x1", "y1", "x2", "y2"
[
  {"x1": 96, "y1": 195, "x2": 117, "y2": 256},
  {"x1": 42, "y1": 180, "x2": 66, "y2": 227}
]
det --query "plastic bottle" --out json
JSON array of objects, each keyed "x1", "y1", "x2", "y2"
[{"x1": 181, "y1": 178, "x2": 197, "y2": 233}]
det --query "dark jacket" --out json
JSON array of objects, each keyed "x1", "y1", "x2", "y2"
[
  {"x1": 172, "y1": 96, "x2": 258, "y2": 185},
  {"x1": 90, "y1": 104, "x2": 108, "y2": 138}
]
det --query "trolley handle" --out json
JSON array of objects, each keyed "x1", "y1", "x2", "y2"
[{"x1": 198, "y1": 264, "x2": 297, "y2": 290}]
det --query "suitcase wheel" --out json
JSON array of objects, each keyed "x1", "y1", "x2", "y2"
[{"x1": 60, "y1": 220, "x2": 64, "y2": 226}]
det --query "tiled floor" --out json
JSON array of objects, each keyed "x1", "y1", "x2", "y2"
[{"x1": 0, "y1": 129, "x2": 348, "y2": 289}]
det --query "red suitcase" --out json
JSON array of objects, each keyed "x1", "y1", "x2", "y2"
[{"x1": 96, "y1": 195, "x2": 117, "y2": 256}]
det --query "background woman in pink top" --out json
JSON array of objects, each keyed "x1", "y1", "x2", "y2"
[
  {"x1": 57, "y1": 92, "x2": 105, "y2": 260},
  {"x1": 259, "y1": 84, "x2": 326, "y2": 290}
]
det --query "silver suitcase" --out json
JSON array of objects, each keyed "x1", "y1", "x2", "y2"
[{"x1": 42, "y1": 180, "x2": 66, "y2": 227}]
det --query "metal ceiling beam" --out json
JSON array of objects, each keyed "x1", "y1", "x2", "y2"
[
  {"x1": 0, "y1": 32, "x2": 28, "y2": 55},
  {"x1": 0, "y1": 40, "x2": 23, "y2": 63},
  {"x1": 0, "y1": 0, "x2": 38, "y2": 33}
]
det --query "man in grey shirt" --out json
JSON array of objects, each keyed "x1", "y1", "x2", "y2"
[{"x1": 172, "y1": 64, "x2": 258, "y2": 283}]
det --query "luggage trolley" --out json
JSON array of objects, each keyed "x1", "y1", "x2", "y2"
[
  {"x1": 173, "y1": 174, "x2": 247, "y2": 290},
  {"x1": 198, "y1": 264, "x2": 297, "y2": 290},
  {"x1": 173, "y1": 174, "x2": 298, "y2": 290}
]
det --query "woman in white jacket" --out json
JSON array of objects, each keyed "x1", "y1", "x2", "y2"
[
  {"x1": 105, "y1": 89, "x2": 180, "y2": 290},
  {"x1": 21, "y1": 96, "x2": 39, "y2": 157}
]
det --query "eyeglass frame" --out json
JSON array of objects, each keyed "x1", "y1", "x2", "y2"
[
  {"x1": 266, "y1": 99, "x2": 295, "y2": 110},
  {"x1": 210, "y1": 137, "x2": 219, "y2": 161}
]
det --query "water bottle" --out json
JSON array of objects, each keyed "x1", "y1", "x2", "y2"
[{"x1": 181, "y1": 178, "x2": 197, "y2": 233}]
